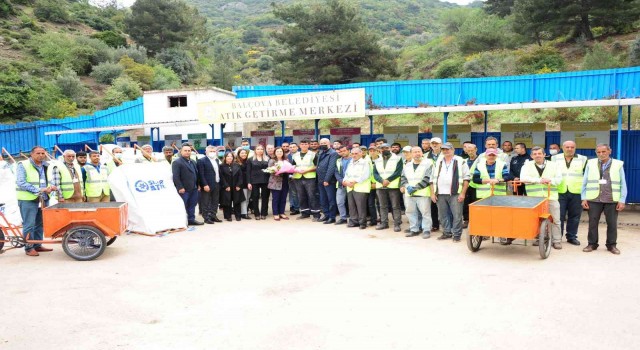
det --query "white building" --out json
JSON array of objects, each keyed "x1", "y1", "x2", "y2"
[{"x1": 142, "y1": 87, "x2": 240, "y2": 144}]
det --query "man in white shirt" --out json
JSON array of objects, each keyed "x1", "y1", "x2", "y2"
[{"x1": 430, "y1": 142, "x2": 470, "y2": 243}]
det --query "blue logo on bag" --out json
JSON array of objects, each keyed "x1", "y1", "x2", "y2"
[{"x1": 134, "y1": 180, "x2": 166, "y2": 193}]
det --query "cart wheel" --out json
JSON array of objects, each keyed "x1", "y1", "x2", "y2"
[
  {"x1": 106, "y1": 236, "x2": 117, "y2": 246},
  {"x1": 0, "y1": 228, "x2": 5, "y2": 251},
  {"x1": 466, "y1": 230, "x2": 482, "y2": 252},
  {"x1": 538, "y1": 219, "x2": 551, "y2": 259},
  {"x1": 62, "y1": 226, "x2": 107, "y2": 261}
]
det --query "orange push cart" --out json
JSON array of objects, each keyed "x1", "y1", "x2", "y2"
[
  {"x1": 467, "y1": 183, "x2": 552, "y2": 259},
  {"x1": 0, "y1": 202, "x2": 128, "y2": 261}
]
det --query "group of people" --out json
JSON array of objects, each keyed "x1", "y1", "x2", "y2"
[{"x1": 14, "y1": 133, "x2": 628, "y2": 257}]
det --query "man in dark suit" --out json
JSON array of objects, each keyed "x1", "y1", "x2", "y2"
[
  {"x1": 172, "y1": 143, "x2": 203, "y2": 226},
  {"x1": 197, "y1": 145, "x2": 222, "y2": 224},
  {"x1": 317, "y1": 138, "x2": 339, "y2": 224}
]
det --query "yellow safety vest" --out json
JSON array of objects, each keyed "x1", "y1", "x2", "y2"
[
  {"x1": 292, "y1": 151, "x2": 317, "y2": 179},
  {"x1": 522, "y1": 160, "x2": 559, "y2": 200},
  {"x1": 16, "y1": 160, "x2": 43, "y2": 201},
  {"x1": 467, "y1": 157, "x2": 480, "y2": 189},
  {"x1": 374, "y1": 154, "x2": 401, "y2": 189},
  {"x1": 475, "y1": 159, "x2": 507, "y2": 199},
  {"x1": 551, "y1": 153, "x2": 587, "y2": 194},
  {"x1": 584, "y1": 158, "x2": 623, "y2": 202},
  {"x1": 345, "y1": 159, "x2": 371, "y2": 193},
  {"x1": 47, "y1": 161, "x2": 83, "y2": 199},
  {"x1": 402, "y1": 160, "x2": 431, "y2": 197},
  {"x1": 431, "y1": 156, "x2": 466, "y2": 195},
  {"x1": 83, "y1": 163, "x2": 110, "y2": 197},
  {"x1": 335, "y1": 157, "x2": 350, "y2": 189}
]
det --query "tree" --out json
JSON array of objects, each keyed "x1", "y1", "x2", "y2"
[
  {"x1": 125, "y1": 0, "x2": 208, "y2": 55},
  {"x1": 512, "y1": 0, "x2": 555, "y2": 46},
  {"x1": 582, "y1": 44, "x2": 621, "y2": 70},
  {"x1": 156, "y1": 47, "x2": 196, "y2": 83},
  {"x1": 484, "y1": 0, "x2": 514, "y2": 17},
  {"x1": 553, "y1": 0, "x2": 640, "y2": 40},
  {"x1": 272, "y1": 0, "x2": 396, "y2": 84},
  {"x1": 630, "y1": 36, "x2": 640, "y2": 66}
]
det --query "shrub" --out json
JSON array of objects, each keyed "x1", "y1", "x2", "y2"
[
  {"x1": 46, "y1": 99, "x2": 77, "y2": 119},
  {"x1": 156, "y1": 48, "x2": 196, "y2": 83},
  {"x1": 30, "y1": 32, "x2": 76, "y2": 69},
  {"x1": 582, "y1": 43, "x2": 621, "y2": 70},
  {"x1": 256, "y1": 55, "x2": 274, "y2": 71},
  {"x1": 1, "y1": 0, "x2": 14, "y2": 18},
  {"x1": 104, "y1": 76, "x2": 142, "y2": 107},
  {"x1": 114, "y1": 44, "x2": 147, "y2": 64},
  {"x1": 90, "y1": 61, "x2": 123, "y2": 84},
  {"x1": 91, "y1": 31, "x2": 127, "y2": 48},
  {"x1": 75, "y1": 36, "x2": 114, "y2": 66},
  {"x1": 0, "y1": 64, "x2": 36, "y2": 118},
  {"x1": 630, "y1": 35, "x2": 640, "y2": 66},
  {"x1": 516, "y1": 45, "x2": 566, "y2": 74},
  {"x1": 151, "y1": 65, "x2": 181, "y2": 90},
  {"x1": 119, "y1": 56, "x2": 154, "y2": 90},
  {"x1": 34, "y1": 0, "x2": 71, "y2": 24},
  {"x1": 432, "y1": 58, "x2": 464, "y2": 78},
  {"x1": 55, "y1": 67, "x2": 87, "y2": 104}
]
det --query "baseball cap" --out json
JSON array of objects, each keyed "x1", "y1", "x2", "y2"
[
  {"x1": 485, "y1": 148, "x2": 498, "y2": 155},
  {"x1": 379, "y1": 143, "x2": 390, "y2": 148},
  {"x1": 441, "y1": 142, "x2": 454, "y2": 150},
  {"x1": 402, "y1": 146, "x2": 412, "y2": 152},
  {"x1": 430, "y1": 137, "x2": 442, "y2": 144}
]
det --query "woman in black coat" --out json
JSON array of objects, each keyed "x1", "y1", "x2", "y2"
[
  {"x1": 237, "y1": 149, "x2": 252, "y2": 220},
  {"x1": 220, "y1": 152, "x2": 245, "y2": 221},
  {"x1": 247, "y1": 144, "x2": 271, "y2": 220}
]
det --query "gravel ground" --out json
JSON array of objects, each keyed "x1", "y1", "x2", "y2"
[{"x1": 1, "y1": 211, "x2": 639, "y2": 350}]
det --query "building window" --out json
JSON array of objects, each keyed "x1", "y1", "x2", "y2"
[{"x1": 169, "y1": 96, "x2": 188, "y2": 108}]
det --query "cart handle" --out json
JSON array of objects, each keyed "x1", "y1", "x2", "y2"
[{"x1": 511, "y1": 180, "x2": 551, "y2": 198}]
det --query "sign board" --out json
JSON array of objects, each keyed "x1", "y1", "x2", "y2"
[
  {"x1": 116, "y1": 137, "x2": 130, "y2": 148},
  {"x1": 560, "y1": 122, "x2": 609, "y2": 149},
  {"x1": 292, "y1": 129, "x2": 316, "y2": 144},
  {"x1": 198, "y1": 89, "x2": 365, "y2": 124},
  {"x1": 501, "y1": 123, "x2": 546, "y2": 148},
  {"x1": 384, "y1": 126, "x2": 419, "y2": 147},
  {"x1": 432, "y1": 124, "x2": 472, "y2": 148},
  {"x1": 164, "y1": 134, "x2": 182, "y2": 148},
  {"x1": 330, "y1": 128, "x2": 361, "y2": 148},
  {"x1": 250, "y1": 130, "x2": 275, "y2": 148},
  {"x1": 223, "y1": 132, "x2": 243, "y2": 149},
  {"x1": 187, "y1": 133, "x2": 208, "y2": 150}
]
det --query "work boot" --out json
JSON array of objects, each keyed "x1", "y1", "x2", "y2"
[
  {"x1": 375, "y1": 223, "x2": 389, "y2": 230},
  {"x1": 393, "y1": 225, "x2": 401, "y2": 232}
]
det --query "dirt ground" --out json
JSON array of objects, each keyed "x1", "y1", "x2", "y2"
[{"x1": 1, "y1": 211, "x2": 639, "y2": 350}]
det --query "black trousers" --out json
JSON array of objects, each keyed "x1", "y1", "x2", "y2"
[
  {"x1": 367, "y1": 188, "x2": 378, "y2": 225},
  {"x1": 250, "y1": 183, "x2": 270, "y2": 217},
  {"x1": 222, "y1": 202, "x2": 241, "y2": 220},
  {"x1": 431, "y1": 201, "x2": 439, "y2": 229},
  {"x1": 463, "y1": 186, "x2": 476, "y2": 221},
  {"x1": 377, "y1": 189, "x2": 402, "y2": 226},
  {"x1": 200, "y1": 185, "x2": 220, "y2": 219},
  {"x1": 347, "y1": 191, "x2": 369, "y2": 226},
  {"x1": 587, "y1": 201, "x2": 618, "y2": 248},
  {"x1": 296, "y1": 177, "x2": 320, "y2": 217}
]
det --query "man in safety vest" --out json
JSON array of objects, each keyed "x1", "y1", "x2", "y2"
[
  {"x1": 366, "y1": 144, "x2": 380, "y2": 227},
  {"x1": 581, "y1": 144, "x2": 627, "y2": 255},
  {"x1": 373, "y1": 143, "x2": 404, "y2": 232},
  {"x1": 552, "y1": 140, "x2": 587, "y2": 246},
  {"x1": 15, "y1": 146, "x2": 56, "y2": 256},
  {"x1": 82, "y1": 151, "x2": 110, "y2": 202},
  {"x1": 521, "y1": 146, "x2": 563, "y2": 250},
  {"x1": 343, "y1": 147, "x2": 370, "y2": 229},
  {"x1": 471, "y1": 148, "x2": 512, "y2": 200},
  {"x1": 49, "y1": 149, "x2": 84, "y2": 203},
  {"x1": 400, "y1": 146, "x2": 433, "y2": 238},
  {"x1": 104, "y1": 146, "x2": 125, "y2": 174},
  {"x1": 425, "y1": 137, "x2": 443, "y2": 232},
  {"x1": 430, "y1": 142, "x2": 470, "y2": 243},
  {"x1": 292, "y1": 140, "x2": 321, "y2": 221},
  {"x1": 334, "y1": 145, "x2": 351, "y2": 225},
  {"x1": 463, "y1": 143, "x2": 479, "y2": 228}
]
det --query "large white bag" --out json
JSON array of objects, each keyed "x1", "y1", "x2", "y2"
[
  {"x1": 108, "y1": 162, "x2": 187, "y2": 234},
  {"x1": 0, "y1": 165, "x2": 22, "y2": 227}
]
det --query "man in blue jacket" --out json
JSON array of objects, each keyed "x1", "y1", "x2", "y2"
[{"x1": 316, "y1": 138, "x2": 339, "y2": 224}]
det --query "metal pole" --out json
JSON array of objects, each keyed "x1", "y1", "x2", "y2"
[
  {"x1": 617, "y1": 106, "x2": 623, "y2": 159},
  {"x1": 483, "y1": 110, "x2": 488, "y2": 140},
  {"x1": 220, "y1": 123, "x2": 226, "y2": 147},
  {"x1": 628, "y1": 105, "x2": 632, "y2": 131},
  {"x1": 209, "y1": 124, "x2": 215, "y2": 146},
  {"x1": 369, "y1": 115, "x2": 374, "y2": 136},
  {"x1": 150, "y1": 127, "x2": 155, "y2": 150},
  {"x1": 314, "y1": 119, "x2": 320, "y2": 139},
  {"x1": 443, "y1": 112, "x2": 449, "y2": 143},
  {"x1": 281, "y1": 121, "x2": 286, "y2": 145}
]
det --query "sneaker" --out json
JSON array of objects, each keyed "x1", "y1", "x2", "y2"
[
  {"x1": 421, "y1": 232, "x2": 431, "y2": 239},
  {"x1": 452, "y1": 237, "x2": 461, "y2": 243},
  {"x1": 405, "y1": 231, "x2": 420, "y2": 237},
  {"x1": 375, "y1": 224, "x2": 389, "y2": 230},
  {"x1": 462, "y1": 221, "x2": 469, "y2": 229},
  {"x1": 335, "y1": 218, "x2": 348, "y2": 225},
  {"x1": 393, "y1": 225, "x2": 401, "y2": 232},
  {"x1": 437, "y1": 234, "x2": 452, "y2": 240}
]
